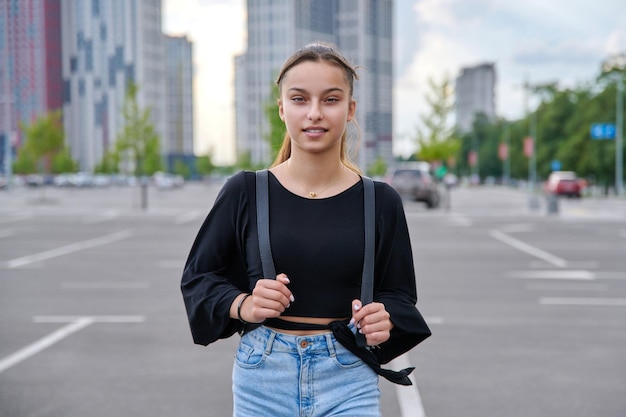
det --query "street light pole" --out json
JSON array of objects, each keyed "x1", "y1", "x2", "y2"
[
  {"x1": 524, "y1": 77, "x2": 540, "y2": 210},
  {"x1": 616, "y1": 77, "x2": 624, "y2": 197},
  {"x1": 2, "y1": 8, "x2": 12, "y2": 187}
]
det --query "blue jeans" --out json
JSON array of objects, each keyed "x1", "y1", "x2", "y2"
[{"x1": 232, "y1": 325, "x2": 380, "y2": 417}]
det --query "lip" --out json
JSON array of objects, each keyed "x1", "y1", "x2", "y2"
[{"x1": 302, "y1": 126, "x2": 328, "y2": 137}]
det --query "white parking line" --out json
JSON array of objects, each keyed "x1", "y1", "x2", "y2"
[
  {"x1": 390, "y1": 353, "x2": 426, "y2": 417},
  {"x1": 0, "y1": 214, "x2": 32, "y2": 224},
  {"x1": 448, "y1": 214, "x2": 472, "y2": 226},
  {"x1": 174, "y1": 210, "x2": 203, "y2": 224},
  {"x1": 82, "y1": 210, "x2": 120, "y2": 224},
  {"x1": 61, "y1": 281, "x2": 150, "y2": 290},
  {"x1": 490, "y1": 229, "x2": 568, "y2": 268},
  {"x1": 2, "y1": 230, "x2": 132, "y2": 268},
  {"x1": 507, "y1": 270, "x2": 595, "y2": 280},
  {"x1": 540, "y1": 297, "x2": 626, "y2": 306},
  {"x1": 526, "y1": 283, "x2": 608, "y2": 291},
  {"x1": 0, "y1": 315, "x2": 145, "y2": 374},
  {"x1": 0, "y1": 317, "x2": 94, "y2": 374}
]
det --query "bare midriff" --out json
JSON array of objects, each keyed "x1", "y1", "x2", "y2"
[{"x1": 266, "y1": 315, "x2": 350, "y2": 335}]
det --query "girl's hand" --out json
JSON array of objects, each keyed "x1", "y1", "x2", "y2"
[
  {"x1": 241, "y1": 273, "x2": 294, "y2": 323},
  {"x1": 349, "y1": 299, "x2": 393, "y2": 346}
]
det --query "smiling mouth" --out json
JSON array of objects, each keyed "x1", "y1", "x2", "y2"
[{"x1": 303, "y1": 129, "x2": 327, "y2": 133}]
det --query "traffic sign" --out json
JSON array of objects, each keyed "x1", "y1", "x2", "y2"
[
  {"x1": 551, "y1": 160, "x2": 561, "y2": 171},
  {"x1": 590, "y1": 123, "x2": 616, "y2": 140}
]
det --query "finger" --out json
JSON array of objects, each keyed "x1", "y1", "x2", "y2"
[
  {"x1": 276, "y1": 274, "x2": 295, "y2": 302},
  {"x1": 349, "y1": 299, "x2": 362, "y2": 325},
  {"x1": 253, "y1": 281, "x2": 293, "y2": 308}
]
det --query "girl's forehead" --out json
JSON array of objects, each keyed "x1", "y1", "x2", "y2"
[{"x1": 282, "y1": 61, "x2": 348, "y2": 88}]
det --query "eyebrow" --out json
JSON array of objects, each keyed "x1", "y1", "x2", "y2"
[{"x1": 287, "y1": 87, "x2": 345, "y2": 95}]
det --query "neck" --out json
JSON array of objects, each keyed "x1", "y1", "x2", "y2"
[{"x1": 286, "y1": 156, "x2": 344, "y2": 188}]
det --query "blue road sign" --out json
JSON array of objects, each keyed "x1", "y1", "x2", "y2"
[
  {"x1": 551, "y1": 160, "x2": 561, "y2": 171},
  {"x1": 590, "y1": 123, "x2": 616, "y2": 140}
]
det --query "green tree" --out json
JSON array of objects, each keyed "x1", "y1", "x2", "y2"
[
  {"x1": 367, "y1": 156, "x2": 388, "y2": 177},
  {"x1": 196, "y1": 151, "x2": 216, "y2": 177},
  {"x1": 264, "y1": 83, "x2": 285, "y2": 163},
  {"x1": 414, "y1": 76, "x2": 461, "y2": 165},
  {"x1": 12, "y1": 147, "x2": 37, "y2": 174},
  {"x1": 51, "y1": 148, "x2": 78, "y2": 174},
  {"x1": 173, "y1": 158, "x2": 191, "y2": 179},
  {"x1": 15, "y1": 109, "x2": 66, "y2": 174},
  {"x1": 94, "y1": 149, "x2": 120, "y2": 174},
  {"x1": 116, "y1": 82, "x2": 162, "y2": 177}
]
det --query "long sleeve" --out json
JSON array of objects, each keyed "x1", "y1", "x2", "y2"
[
  {"x1": 372, "y1": 182, "x2": 431, "y2": 363},
  {"x1": 181, "y1": 172, "x2": 255, "y2": 345}
]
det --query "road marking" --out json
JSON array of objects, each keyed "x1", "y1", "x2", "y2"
[
  {"x1": 0, "y1": 315, "x2": 145, "y2": 374},
  {"x1": 174, "y1": 210, "x2": 203, "y2": 224},
  {"x1": 0, "y1": 229, "x2": 14, "y2": 238},
  {"x1": 526, "y1": 283, "x2": 608, "y2": 291},
  {"x1": 0, "y1": 213, "x2": 32, "y2": 224},
  {"x1": 158, "y1": 260, "x2": 184, "y2": 269},
  {"x1": 390, "y1": 353, "x2": 426, "y2": 417},
  {"x1": 500, "y1": 223, "x2": 534, "y2": 233},
  {"x1": 540, "y1": 297, "x2": 626, "y2": 306},
  {"x1": 2, "y1": 230, "x2": 132, "y2": 269},
  {"x1": 448, "y1": 213, "x2": 472, "y2": 226},
  {"x1": 0, "y1": 317, "x2": 94, "y2": 374},
  {"x1": 507, "y1": 270, "x2": 595, "y2": 280},
  {"x1": 33, "y1": 315, "x2": 145, "y2": 323},
  {"x1": 82, "y1": 210, "x2": 119, "y2": 224},
  {"x1": 425, "y1": 316, "x2": 444, "y2": 325},
  {"x1": 61, "y1": 281, "x2": 150, "y2": 290},
  {"x1": 490, "y1": 229, "x2": 567, "y2": 268}
]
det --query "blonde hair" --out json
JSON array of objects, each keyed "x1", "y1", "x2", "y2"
[{"x1": 270, "y1": 42, "x2": 362, "y2": 174}]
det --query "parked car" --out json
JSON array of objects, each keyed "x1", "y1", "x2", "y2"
[
  {"x1": 386, "y1": 164, "x2": 440, "y2": 209},
  {"x1": 545, "y1": 171, "x2": 582, "y2": 197}
]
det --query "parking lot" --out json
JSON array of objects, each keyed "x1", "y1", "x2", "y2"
[{"x1": 1, "y1": 182, "x2": 625, "y2": 416}]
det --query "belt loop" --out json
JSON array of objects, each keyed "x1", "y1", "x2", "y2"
[
  {"x1": 324, "y1": 333, "x2": 336, "y2": 357},
  {"x1": 264, "y1": 328, "x2": 276, "y2": 356}
]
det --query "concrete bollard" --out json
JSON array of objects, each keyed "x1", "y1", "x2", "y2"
[{"x1": 546, "y1": 193, "x2": 559, "y2": 215}]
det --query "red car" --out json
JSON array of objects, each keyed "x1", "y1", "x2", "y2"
[{"x1": 546, "y1": 171, "x2": 582, "y2": 197}]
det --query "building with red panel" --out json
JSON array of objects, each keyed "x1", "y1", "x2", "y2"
[{"x1": 0, "y1": 0, "x2": 62, "y2": 153}]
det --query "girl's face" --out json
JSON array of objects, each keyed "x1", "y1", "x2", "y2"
[{"x1": 278, "y1": 61, "x2": 356, "y2": 156}]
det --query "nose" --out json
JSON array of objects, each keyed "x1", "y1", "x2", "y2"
[{"x1": 307, "y1": 102, "x2": 323, "y2": 121}]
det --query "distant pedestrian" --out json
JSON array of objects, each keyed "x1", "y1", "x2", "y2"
[{"x1": 181, "y1": 42, "x2": 430, "y2": 417}]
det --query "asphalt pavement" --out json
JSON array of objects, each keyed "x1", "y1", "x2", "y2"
[{"x1": 1, "y1": 182, "x2": 625, "y2": 417}]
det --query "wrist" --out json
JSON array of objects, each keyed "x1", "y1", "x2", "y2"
[{"x1": 237, "y1": 293, "x2": 252, "y2": 324}]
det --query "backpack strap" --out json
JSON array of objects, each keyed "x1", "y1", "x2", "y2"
[
  {"x1": 356, "y1": 175, "x2": 375, "y2": 348},
  {"x1": 255, "y1": 170, "x2": 276, "y2": 279}
]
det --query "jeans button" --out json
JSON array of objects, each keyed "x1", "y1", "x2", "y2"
[{"x1": 300, "y1": 340, "x2": 308, "y2": 348}]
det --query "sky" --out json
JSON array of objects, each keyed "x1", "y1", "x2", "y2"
[{"x1": 163, "y1": 0, "x2": 626, "y2": 164}]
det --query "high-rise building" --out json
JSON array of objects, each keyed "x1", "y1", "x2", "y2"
[
  {"x1": 165, "y1": 34, "x2": 194, "y2": 158},
  {"x1": 0, "y1": 0, "x2": 63, "y2": 170},
  {"x1": 235, "y1": 0, "x2": 393, "y2": 169},
  {"x1": 60, "y1": 0, "x2": 166, "y2": 172},
  {"x1": 455, "y1": 63, "x2": 496, "y2": 132}
]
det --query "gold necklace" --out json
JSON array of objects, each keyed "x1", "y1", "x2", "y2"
[{"x1": 286, "y1": 161, "x2": 343, "y2": 198}]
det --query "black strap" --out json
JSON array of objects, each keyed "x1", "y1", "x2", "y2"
[
  {"x1": 256, "y1": 170, "x2": 276, "y2": 279},
  {"x1": 356, "y1": 176, "x2": 375, "y2": 349}
]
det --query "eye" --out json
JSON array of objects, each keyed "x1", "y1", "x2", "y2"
[
  {"x1": 291, "y1": 96, "x2": 305, "y2": 103},
  {"x1": 325, "y1": 97, "x2": 339, "y2": 103}
]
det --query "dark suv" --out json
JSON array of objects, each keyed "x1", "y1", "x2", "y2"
[{"x1": 386, "y1": 164, "x2": 440, "y2": 209}]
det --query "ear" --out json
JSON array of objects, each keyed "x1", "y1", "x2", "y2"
[
  {"x1": 347, "y1": 99, "x2": 356, "y2": 122},
  {"x1": 278, "y1": 99, "x2": 285, "y2": 121}
]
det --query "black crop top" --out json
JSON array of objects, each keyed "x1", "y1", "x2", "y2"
[
  {"x1": 267, "y1": 172, "x2": 363, "y2": 318},
  {"x1": 181, "y1": 170, "x2": 429, "y2": 358}
]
